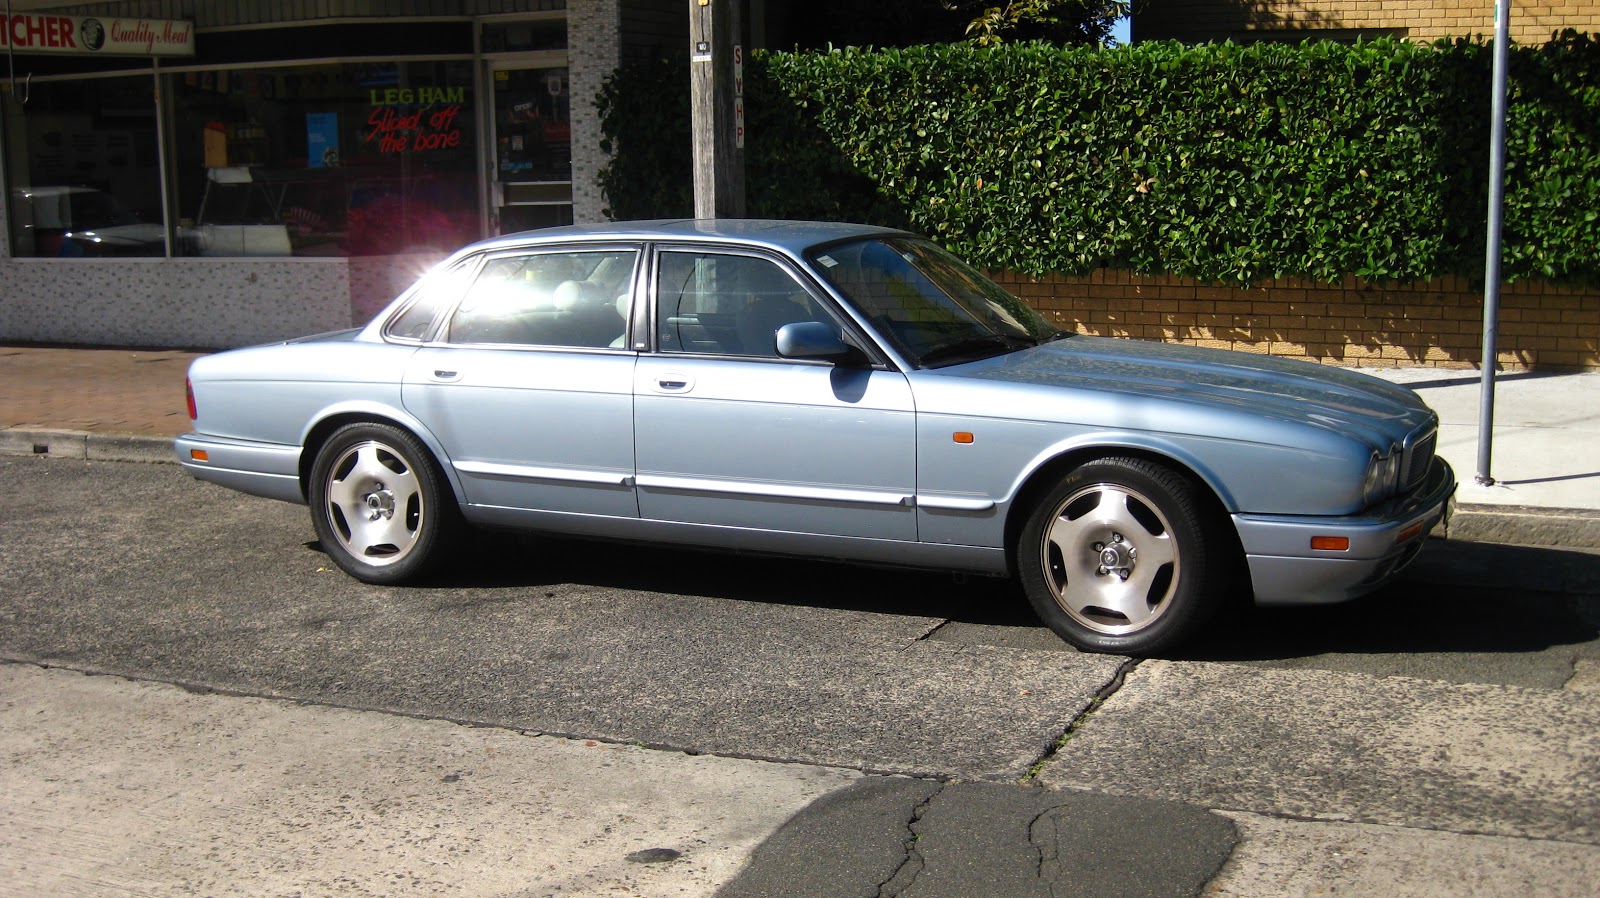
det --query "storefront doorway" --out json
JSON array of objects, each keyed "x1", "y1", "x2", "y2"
[{"x1": 488, "y1": 56, "x2": 572, "y2": 235}]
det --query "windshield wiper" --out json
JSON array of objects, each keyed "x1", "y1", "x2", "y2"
[{"x1": 919, "y1": 334, "x2": 1027, "y2": 366}]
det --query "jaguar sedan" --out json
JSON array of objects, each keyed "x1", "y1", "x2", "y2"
[{"x1": 177, "y1": 219, "x2": 1454, "y2": 654}]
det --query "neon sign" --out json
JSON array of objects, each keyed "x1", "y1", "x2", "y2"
[{"x1": 361, "y1": 68, "x2": 469, "y2": 154}]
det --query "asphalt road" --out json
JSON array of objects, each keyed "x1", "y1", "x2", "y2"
[
  {"x1": 4, "y1": 456, "x2": 1599, "y2": 895},
  {"x1": 5, "y1": 456, "x2": 1595, "y2": 709},
  {"x1": 2, "y1": 455, "x2": 1128, "y2": 778}
]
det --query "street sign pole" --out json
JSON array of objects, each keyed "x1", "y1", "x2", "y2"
[{"x1": 1476, "y1": 0, "x2": 1511, "y2": 486}]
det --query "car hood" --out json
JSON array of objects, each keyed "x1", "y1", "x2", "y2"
[{"x1": 943, "y1": 335, "x2": 1435, "y2": 445}]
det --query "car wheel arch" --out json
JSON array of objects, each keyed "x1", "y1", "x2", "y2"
[
  {"x1": 1002, "y1": 445, "x2": 1242, "y2": 581},
  {"x1": 299, "y1": 411, "x2": 464, "y2": 506}
]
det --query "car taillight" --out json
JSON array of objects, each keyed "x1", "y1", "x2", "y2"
[{"x1": 186, "y1": 378, "x2": 197, "y2": 420}]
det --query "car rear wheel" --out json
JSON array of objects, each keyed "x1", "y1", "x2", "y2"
[
  {"x1": 1019, "y1": 457, "x2": 1224, "y2": 655},
  {"x1": 309, "y1": 422, "x2": 457, "y2": 584}
]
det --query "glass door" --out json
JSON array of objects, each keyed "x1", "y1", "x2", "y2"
[{"x1": 488, "y1": 57, "x2": 572, "y2": 234}]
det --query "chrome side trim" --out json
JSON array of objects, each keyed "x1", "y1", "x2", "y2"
[
  {"x1": 454, "y1": 460, "x2": 634, "y2": 487},
  {"x1": 636, "y1": 473, "x2": 913, "y2": 507},
  {"x1": 916, "y1": 494, "x2": 998, "y2": 512}
]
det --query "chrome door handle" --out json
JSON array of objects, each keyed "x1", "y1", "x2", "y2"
[{"x1": 652, "y1": 373, "x2": 694, "y2": 393}]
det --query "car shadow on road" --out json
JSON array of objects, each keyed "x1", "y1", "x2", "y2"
[
  {"x1": 314, "y1": 533, "x2": 1599, "y2": 668},
  {"x1": 1172, "y1": 540, "x2": 1600, "y2": 674},
  {"x1": 370, "y1": 529, "x2": 1044, "y2": 628}
]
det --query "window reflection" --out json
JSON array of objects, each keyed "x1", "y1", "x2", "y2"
[
  {"x1": 168, "y1": 61, "x2": 479, "y2": 257},
  {"x1": 5, "y1": 77, "x2": 164, "y2": 257}
]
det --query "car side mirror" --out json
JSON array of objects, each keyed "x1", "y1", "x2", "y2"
[{"x1": 775, "y1": 321, "x2": 861, "y2": 364}]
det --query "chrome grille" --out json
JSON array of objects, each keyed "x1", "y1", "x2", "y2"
[{"x1": 1402, "y1": 428, "x2": 1437, "y2": 491}]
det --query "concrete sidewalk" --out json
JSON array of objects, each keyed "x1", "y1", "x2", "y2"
[
  {"x1": 1377, "y1": 366, "x2": 1600, "y2": 547},
  {"x1": 7, "y1": 655, "x2": 1596, "y2": 898},
  {"x1": 3, "y1": 342, "x2": 1598, "y2": 546}
]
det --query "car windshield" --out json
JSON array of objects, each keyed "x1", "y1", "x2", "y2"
[{"x1": 808, "y1": 237, "x2": 1063, "y2": 367}]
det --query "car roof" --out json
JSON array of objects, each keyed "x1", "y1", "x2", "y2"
[{"x1": 461, "y1": 219, "x2": 910, "y2": 258}]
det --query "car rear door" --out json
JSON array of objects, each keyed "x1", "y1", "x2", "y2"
[
  {"x1": 632, "y1": 246, "x2": 918, "y2": 542},
  {"x1": 402, "y1": 246, "x2": 640, "y2": 518}
]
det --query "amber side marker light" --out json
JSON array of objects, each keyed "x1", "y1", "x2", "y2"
[
  {"x1": 1310, "y1": 536, "x2": 1350, "y2": 551},
  {"x1": 189, "y1": 449, "x2": 209, "y2": 462},
  {"x1": 1395, "y1": 521, "x2": 1425, "y2": 544},
  {"x1": 953, "y1": 432, "x2": 974, "y2": 444}
]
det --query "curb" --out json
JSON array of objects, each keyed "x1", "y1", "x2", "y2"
[
  {"x1": 1446, "y1": 503, "x2": 1600, "y2": 551},
  {"x1": 0, "y1": 428, "x2": 176, "y2": 465},
  {"x1": 6, "y1": 427, "x2": 1599, "y2": 550}
]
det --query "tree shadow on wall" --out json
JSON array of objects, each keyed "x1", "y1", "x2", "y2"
[
  {"x1": 1135, "y1": 0, "x2": 1361, "y2": 42},
  {"x1": 596, "y1": 52, "x2": 908, "y2": 228},
  {"x1": 997, "y1": 266, "x2": 1598, "y2": 370}
]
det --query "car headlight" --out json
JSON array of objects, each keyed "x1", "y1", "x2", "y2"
[{"x1": 1362, "y1": 447, "x2": 1402, "y2": 507}]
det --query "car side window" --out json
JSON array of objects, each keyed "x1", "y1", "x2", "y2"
[
  {"x1": 384, "y1": 262, "x2": 476, "y2": 342},
  {"x1": 656, "y1": 251, "x2": 831, "y2": 357},
  {"x1": 446, "y1": 250, "x2": 636, "y2": 348}
]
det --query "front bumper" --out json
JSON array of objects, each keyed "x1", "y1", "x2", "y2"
[{"x1": 1234, "y1": 457, "x2": 1456, "y2": 605}]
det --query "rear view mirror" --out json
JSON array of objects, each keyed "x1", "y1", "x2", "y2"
[{"x1": 775, "y1": 321, "x2": 858, "y2": 363}]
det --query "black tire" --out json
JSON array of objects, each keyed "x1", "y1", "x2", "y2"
[
  {"x1": 1018, "y1": 456, "x2": 1224, "y2": 655},
  {"x1": 308, "y1": 422, "x2": 459, "y2": 584}
]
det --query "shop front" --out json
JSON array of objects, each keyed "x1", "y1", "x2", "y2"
[{"x1": 0, "y1": 2, "x2": 605, "y2": 349}]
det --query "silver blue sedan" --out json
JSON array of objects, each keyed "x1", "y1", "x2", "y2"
[{"x1": 176, "y1": 220, "x2": 1455, "y2": 654}]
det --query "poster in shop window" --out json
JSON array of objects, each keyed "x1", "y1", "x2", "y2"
[{"x1": 306, "y1": 113, "x2": 340, "y2": 168}]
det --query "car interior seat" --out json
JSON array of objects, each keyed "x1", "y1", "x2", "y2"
[{"x1": 553, "y1": 279, "x2": 626, "y2": 348}]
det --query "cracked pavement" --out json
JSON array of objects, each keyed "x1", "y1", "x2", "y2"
[{"x1": 715, "y1": 779, "x2": 1237, "y2": 898}]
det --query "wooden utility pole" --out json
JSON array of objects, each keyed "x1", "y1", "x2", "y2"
[{"x1": 689, "y1": 0, "x2": 745, "y2": 219}]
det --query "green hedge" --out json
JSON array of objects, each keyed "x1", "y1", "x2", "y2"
[
  {"x1": 599, "y1": 33, "x2": 1600, "y2": 287},
  {"x1": 597, "y1": 53, "x2": 905, "y2": 227}
]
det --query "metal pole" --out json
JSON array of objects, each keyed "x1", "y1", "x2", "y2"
[
  {"x1": 1476, "y1": 0, "x2": 1511, "y2": 486},
  {"x1": 152, "y1": 59, "x2": 177, "y2": 258}
]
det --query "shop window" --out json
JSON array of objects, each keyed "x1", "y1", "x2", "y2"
[
  {"x1": 169, "y1": 60, "x2": 480, "y2": 257},
  {"x1": 4, "y1": 76, "x2": 164, "y2": 258},
  {"x1": 491, "y1": 64, "x2": 572, "y2": 234},
  {"x1": 493, "y1": 67, "x2": 571, "y2": 185}
]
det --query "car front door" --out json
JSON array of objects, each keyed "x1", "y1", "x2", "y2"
[
  {"x1": 402, "y1": 246, "x2": 639, "y2": 519},
  {"x1": 633, "y1": 248, "x2": 918, "y2": 542}
]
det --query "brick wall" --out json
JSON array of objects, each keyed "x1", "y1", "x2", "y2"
[
  {"x1": 1135, "y1": 1, "x2": 1600, "y2": 44},
  {"x1": 992, "y1": 270, "x2": 1600, "y2": 370}
]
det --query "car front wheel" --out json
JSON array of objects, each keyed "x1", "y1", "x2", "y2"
[
  {"x1": 1018, "y1": 457, "x2": 1224, "y2": 655},
  {"x1": 309, "y1": 422, "x2": 457, "y2": 584}
]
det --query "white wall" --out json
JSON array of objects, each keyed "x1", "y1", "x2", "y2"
[{"x1": 0, "y1": 258, "x2": 357, "y2": 349}]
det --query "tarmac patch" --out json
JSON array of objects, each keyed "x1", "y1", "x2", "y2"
[{"x1": 715, "y1": 777, "x2": 1237, "y2": 898}]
